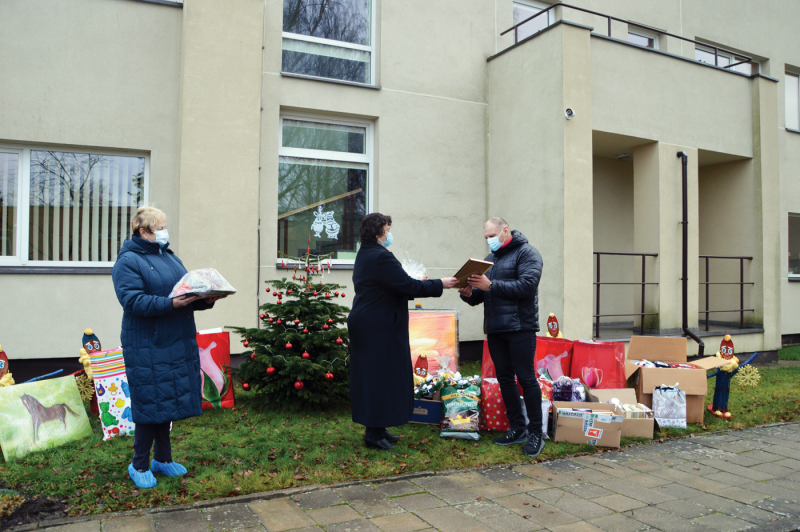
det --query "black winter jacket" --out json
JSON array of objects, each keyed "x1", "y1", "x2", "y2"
[{"x1": 460, "y1": 230, "x2": 542, "y2": 334}]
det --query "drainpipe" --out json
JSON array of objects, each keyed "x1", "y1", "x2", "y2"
[{"x1": 677, "y1": 151, "x2": 705, "y2": 357}]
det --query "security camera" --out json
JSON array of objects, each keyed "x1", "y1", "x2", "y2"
[{"x1": 565, "y1": 108, "x2": 575, "y2": 120}]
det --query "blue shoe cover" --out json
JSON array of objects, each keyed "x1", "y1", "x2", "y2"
[
  {"x1": 151, "y1": 459, "x2": 187, "y2": 477},
  {"x1": 128, "y1": 463, "x2": 157, "y2": 489}
]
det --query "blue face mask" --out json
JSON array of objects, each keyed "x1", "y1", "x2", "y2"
[
  {"x1": 381, "y1": 232, "x2": 393, "y2": 248},
  {"x1": 487, "y1": 229, "x2": 506, "y2": 252}
]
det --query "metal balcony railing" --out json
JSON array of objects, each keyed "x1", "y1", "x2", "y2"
[
  {"x1": 593, "y1": 251, "x2": 658, "y2": 339},
  {"x1": 700, "y1": 255, "x2": 754, "y2": 331},
  {"x1": 502, "y1": 2, "x2": 754, "y2": 72}
]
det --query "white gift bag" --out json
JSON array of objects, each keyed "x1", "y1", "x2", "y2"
[{"x1": 652, "y1": 384, "x2": 687, "y2": 429}]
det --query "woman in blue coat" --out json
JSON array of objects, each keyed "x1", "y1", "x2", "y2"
[
  {"x1": 112, "y1": 206, "x2": 219, "y2": 489},
  {"x1": 348, "y1": 213, "x2": 458, "y2": 449}
]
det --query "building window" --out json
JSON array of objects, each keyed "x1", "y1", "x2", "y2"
[
  {"x1": 786, "y1": 72, "x2": 800, "y2": 131},
  {"x1": 790, "y1": 214, "x2": 800, "y2": 277},
  {"x1": 282, "y1": 0, "x2": 374, "y2": 85},
  {"x1": 695, "y1": 45, "x2": 755, "y2": 75},
  {"x1": 278, "y1": 115, "x2": 371, "y2": 262},
  {"x1": 512, "y1": 1, "x2": 554, "y2": 42},
  {"x1": 0, "y1": 146, "x2": 146, "y2": 266},
  {"x1": 627, "y1": 28, "x2": 658, "y2": 49}
]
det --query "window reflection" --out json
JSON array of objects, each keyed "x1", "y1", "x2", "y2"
[
  {"x1": 282, "y1": 119, "x2": 366, "y2": 153},
  {"x1": 0, "y1": 152, "x2": 18, "y2": 257},
  {"x1": 283, "y1": 0, "x2": 370, "y2": 46},
  {"x1": 278, "y1": 158, "x2": 366, "y2": 259}
]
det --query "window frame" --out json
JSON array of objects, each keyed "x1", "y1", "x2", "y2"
[
  {"x1": 512, "y1": 0, "x2": 555, "y2": 40},
  {"x1": 0, "y1": 143, "x2": 150, "y2": 268},
  {"x1": 694, "y1": 44, "x2": 755, "y2": 75},
  {"x1": 790, "y1": 213, "x2": 800, "y2": 279},
  {"x1": 281, "y1": 0, "x2": 377, "y2": 86},
  {"x1": 277, "y1": 112, "x2": 374, "y2": 265},
  {"x1": 627, "y1": 27, "x2": 659, "y2": 50},
  {"x1": 785, "y1": 71, "x2": 800, "y2": 132}
]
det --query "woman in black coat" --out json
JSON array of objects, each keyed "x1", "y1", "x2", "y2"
[{"x1": 348, "y1": 213, "x2": 459, "y2": 449}]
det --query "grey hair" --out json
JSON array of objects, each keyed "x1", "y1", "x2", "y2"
[{"x1": 486, "y1": 217, "x2": 508, "y2": 229}]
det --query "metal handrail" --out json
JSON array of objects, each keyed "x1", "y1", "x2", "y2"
[
  {"x1": 594, "y1": 251, "x2": 658, "y2": 339},
  {"x1": 700, "y1": 255, "x2": 754, "y2": 331},
  {"x1": 502, "y1": 2, "x2": 754, "y2": 70}
]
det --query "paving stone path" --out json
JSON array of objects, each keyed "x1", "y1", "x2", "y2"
[{"x1": 11, "y1": 423, "x2": 800, "y2": 532}]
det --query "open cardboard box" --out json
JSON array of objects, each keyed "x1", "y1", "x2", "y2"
[
  {"x1": 588, "y1": 388, "x2": 654, "y2": 439},
  {"x1": 624, "y1": 336, "x2": 728, "y2": 424},
  {"x1": 552, "y1": 401, "x2": 624, "y2": 448},
  {"x1": 410, "y1": 391, "x2": 442, "y2": 425}
]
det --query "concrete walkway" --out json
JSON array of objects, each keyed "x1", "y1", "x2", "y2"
[{"x1": 11, "y1": 423, "x2": 800, "y2": 532}]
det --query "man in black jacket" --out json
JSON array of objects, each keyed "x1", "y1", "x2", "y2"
[{"x1": 459, "y1": 217, "x2": 544, "y2": 457}]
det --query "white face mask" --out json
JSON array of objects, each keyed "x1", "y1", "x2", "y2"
[{"x1": 154, "y1": 229, "x2": 169, "y2": 245}]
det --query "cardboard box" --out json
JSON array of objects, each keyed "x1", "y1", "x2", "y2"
[
  {"x1": 411, "y1": 392, "x2": 443, "y2": 425},
  {"x1": 552, "y1": 401, "x2": 624, "y2": 448},
  {"x1": 624, "y1": 336, "x2": 728, "y2": 424},
  {"x1": 588, "y1": 389, "x2": 655, "y2": 439}
]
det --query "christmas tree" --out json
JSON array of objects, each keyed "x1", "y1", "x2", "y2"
[{"x1": 230, "y1": 251, "x2": 350, "y2": 407}]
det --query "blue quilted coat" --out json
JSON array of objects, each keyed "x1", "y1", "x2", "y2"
[{"x1": 112, "y1": 236, "x2": 213, "y2": 425}]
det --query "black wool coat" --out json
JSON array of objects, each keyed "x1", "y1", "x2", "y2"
[
  {"x1": 348, "y1": 241, "x2": 444, "y2": 428},
  {"x1": 460, "y1": 230, "x2": 543, "y2": 334}
]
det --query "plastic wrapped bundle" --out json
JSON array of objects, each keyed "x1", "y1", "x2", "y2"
[
  {"x1": 552, "y1": 376, "x2": 586, "y2": 402},
  {"x1": 169, "y1": 268, "x2": 237, "y2": 298}
]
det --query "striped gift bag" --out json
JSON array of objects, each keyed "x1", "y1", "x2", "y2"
[{"x1": 89, "y1": 347, "x2": 135, "y2": 440}]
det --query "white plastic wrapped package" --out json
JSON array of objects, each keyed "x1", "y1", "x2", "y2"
[
  {"x1": 169, "y1": 268, "x2": 237, "y2": 298},
  {"x1": 652, "y1": 385, "x2": 687, "y2": 429}
]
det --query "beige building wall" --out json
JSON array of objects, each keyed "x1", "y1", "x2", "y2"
[
  {"x1": 0, "y1": 0, "x2": 182, "y2": 359},
  {"x1": 592, "y1": 157, "x2": 636, "y2": 327}
]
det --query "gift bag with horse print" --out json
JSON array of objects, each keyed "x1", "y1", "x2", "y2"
[
  {"x1": 652, "y1": 384, "x2": 687, "y2": 429},
  {"x1": 0, "y1": 376, "x2": 93, "y2": 461}
]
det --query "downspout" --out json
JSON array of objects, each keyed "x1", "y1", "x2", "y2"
[{"x1": 677, "y1": 151, "x2": 704, "y2": 357}]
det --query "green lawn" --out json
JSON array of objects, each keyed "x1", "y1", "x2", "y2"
[
  {"x1": 1, "y1": 362, "x2": 799, "y2": 518},
  {"x1": 779, "y1": 344, "x2": 800, "y2": 361}
]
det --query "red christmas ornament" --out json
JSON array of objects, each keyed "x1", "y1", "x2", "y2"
[
  {"x1": 313, "y1": 291, "x2": 319, "y2": 296},
  {"x1": 288, "y1": 289, "x2": 292, "y2": 294},
  {"x1": 323, "y1": 324, "x2": 329, "y2": 330},
  {"x1": 328, "y1": 318, "x2": 333, "y2": 323},
  {"x1": 336, "y1": 338, "x2": 343, "y2": 345},
  {"x1": 294, "y1": 380, "x2": 304, "y2": 390},
  {"x1": 260, "y1": 314, "x2": 266, "y2": 319},
  {"x1": 294, "y1": 319, "x2": 300, "y2": 324},
  {"x1": 266, "y1": 367, "x2": 275, "y2": 375},
  {"x1": 276, "y1": 319, "x2": 282, "y2": 324},
  {"x1": 242, "y1": 382, "x2": 250, "y2": 391},
  {"x1": 268, "y1": 318, "x2": 274, "y2": 322},
  {"x1": 266, "y1": 287, "x2": 271, "y2": 292},
  {"x1": 250, "y1": 353, "x2": 256, "y2": 360},
  {"x1": 335, "y1": 291, "x2": 339, "y2": 296},
  {"x1": 292, "y1": 275, "x2": 296, "y2": 279},
  {"x1": 277, "y1": 300, "x2": 283, "y2": 305},
  {"x1": 302, "y1": 352, "x2": 310, "y2": 359},
  {"x1": 325, "y1": 292, "x2": 331, "y2": 298},
  {"x1": 285, "y1": 342, "x2": 293, "y2": 349},
  {"x1": 303, "y1": 328, "x2": 308, "y2": 334},
  {"x1": 243, "y1": 340, "x2": 249, "y2": 347},
  {"x1": 325, "y1": 372, "x2": 334, "y2": 382},
  {"x1": 341, "y1": 293, "x2": 345, "y2": 297}
]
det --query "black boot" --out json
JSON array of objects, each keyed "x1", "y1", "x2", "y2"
[
  {"x1": 365, "y1": 427, "x2": 395, "y2": 450},
  {"x1": 493, "y1": 428, "x2": 528, "y2": 446},
  {"x1": 384, "y1": 430, "x2": 400, "y2": 443},
  {"x1": 522, "y1": 431, "x2": 544, "y2": 457}
]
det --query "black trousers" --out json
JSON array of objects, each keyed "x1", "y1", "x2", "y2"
[
  {"x1": 486, "y1": 330, "x2": 542, "y2": 433},
  {"x1": 132, "y1": 422, "x2": 172, "y2": 471}
]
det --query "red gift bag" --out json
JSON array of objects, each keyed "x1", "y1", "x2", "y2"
[
  {"x1": 197, "y1": 331, "x2": 235, "y2": 410},
  {"x1": 481, "y1": 340, "x2": 524, "y2": 394},
  {"x1": 570, "y1": 340, "x2": 626, "y2": 390},
  {"x1": 534, "y1": 337, "x2": 574, "y2": 381},
  {"x1": 480, "y1": 379, "x2": 511, "y2": 431}
]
